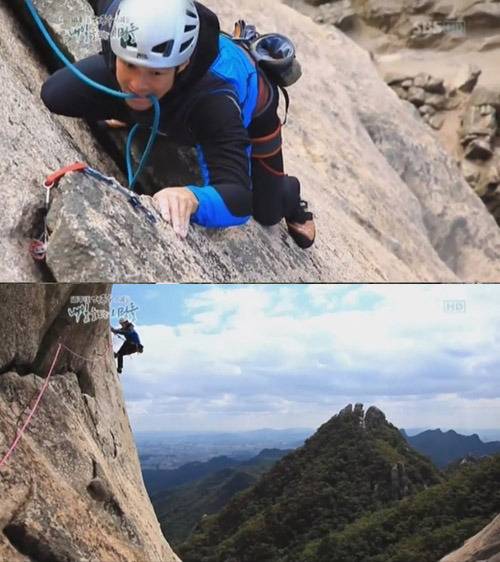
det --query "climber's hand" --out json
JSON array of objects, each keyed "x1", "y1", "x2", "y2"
[{"x1": 152, "y1": 187, "x2": 199, "y2": 239}]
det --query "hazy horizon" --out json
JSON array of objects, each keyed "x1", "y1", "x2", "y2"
[{"x1": 133, "y1": 425, "x2": 500, "y2": 443}]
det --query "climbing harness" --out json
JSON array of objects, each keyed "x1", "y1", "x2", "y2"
[
  {"x1": 112, "y1": 333, "x2": 142, "y2": 354},
  {"x1": 29, "y1": 162, "x2": 157, "y2": 261},
  {"x1": 24, "y1": 0, "x2": 161, "y2": 191},
  {"x1": 250, "y1": 123, "x2": 287, "y2": 178}
]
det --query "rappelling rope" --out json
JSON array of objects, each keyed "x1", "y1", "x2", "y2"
[
  {"x1": 0, "y1": 342, "x2": 109, "y2": 469},
  {"x1": 0, "y1": 343, "x2": 63, "y2": 469},
  {"x1": 24, "y1": 0, "x2": 161, "y2": 191},
  {"x1": 60, "y1": 343, "x2": 103, "y2": 363}
]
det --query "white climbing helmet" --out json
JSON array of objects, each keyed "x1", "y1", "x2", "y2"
[{"x1": 110, "y1": 0, "x2": 200, "y2": 69}]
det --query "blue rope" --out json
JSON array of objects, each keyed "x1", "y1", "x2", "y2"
[{"x1": 24, "y1": 0, "x2": 161, "y2": 191}]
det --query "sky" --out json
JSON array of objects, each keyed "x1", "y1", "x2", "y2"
[{"x1": 110, "y1": 284, "x2": 500, "y2": 437}]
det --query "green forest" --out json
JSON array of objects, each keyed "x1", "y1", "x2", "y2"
[
  {"x1": 142, "y1": 405, "x2": 500, "y2": 562},
  {"x1": 174, "y1": 406, "x2": 500, "y2": 562}
]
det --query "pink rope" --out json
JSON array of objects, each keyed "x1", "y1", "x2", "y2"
[
  {"x1": 61, "y1": 343, "x2": 99, "y2": 363},
  {"x1": 0, "y1": 343, "x2": 63, "y2": 469}
]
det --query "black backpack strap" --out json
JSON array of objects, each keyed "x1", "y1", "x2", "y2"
[
  {"x1": 278, "y1": 85, "x2": 290, "y2": 126},
  {"x1": 230, "y1": 21, "x2": 292, "y2": 125}
]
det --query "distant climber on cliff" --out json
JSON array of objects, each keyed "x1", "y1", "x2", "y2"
[
  {"x1": 111, "y1": 319, "x2": 143, "y2": 374},
  {"x1": 39, "y1": 0, "x2": 315, "y2": 248}
]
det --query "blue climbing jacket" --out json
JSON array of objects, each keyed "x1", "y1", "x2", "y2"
[
  {"x1": 114, "y1": 327, "x2": 141, "y2": 345},
  {"x1": 99, "y1": 1, "x2": 262, "y2": 228}
]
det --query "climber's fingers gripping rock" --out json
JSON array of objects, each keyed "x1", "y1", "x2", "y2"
[{"x1": 152, "y1": 187, "x2": 199, "y2": 239}]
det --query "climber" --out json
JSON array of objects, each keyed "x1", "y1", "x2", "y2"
[
  {"x1": 39, "y1": 0, "x2": 315, "y2": 248},
  {"x1": 111, "y1": 318, "x2": 143, "y2": 374}
]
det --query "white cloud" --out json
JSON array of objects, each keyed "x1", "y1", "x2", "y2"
[{"x1": 120, "y1": 285, "x2": 500, "y2": 432}]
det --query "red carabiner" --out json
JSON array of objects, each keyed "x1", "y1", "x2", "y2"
[{"x1": 44, "y1": 162, "x2": 88, "y2": 188}]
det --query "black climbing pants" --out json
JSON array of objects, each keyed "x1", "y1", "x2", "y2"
[
  {"x1": 115, "y1": 341, "x2": 138, "y2": 371},
  {"x1": 40, "y1": 53, "x2": 302, "y2": 225}
]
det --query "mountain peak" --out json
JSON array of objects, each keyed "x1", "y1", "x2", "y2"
[
  {"x1": 336, "y1": 403, "x2": 387, "y2": 429},
  {"x1": 181, "y1": 405, "x2": 442, "y2": 562}
]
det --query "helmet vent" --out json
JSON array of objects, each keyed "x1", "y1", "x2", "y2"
[
  {"x1": 152, "y1": 39, "x2": 174, "y2": 57},
  {"x1": 186, "y1": 9, "x2": 196, "y2": 18},
  {"x1": 180, "y1": 38, "x2": 194, "y2": 53},
  {"x1": 184, "y1": 24, "x2": 197, "y2": 32}
]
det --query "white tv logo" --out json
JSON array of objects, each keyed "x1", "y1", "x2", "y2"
[{"x1": 443, "y1": 300, "x2": 466, "y2": 313}]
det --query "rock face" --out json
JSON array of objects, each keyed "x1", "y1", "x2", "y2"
[
  {"x1": 0, "y1": 0, "x2": 123, "y2": 282},
  {"x1": 390, "y1": 462, "x2": 410, "y2": 500},
  {"x1": 0, "y1": 285, "x2": 179, "y2": 562},
  {"x1": 290, "y1": 0, "x2": 500, "y2": 227},
  {"x1": 3, "y1": 0, "x2": 500, "y2": 281},
  {"x1": 387, "y1": 70, "x2": 453, "y2": 131},
  {"x1": 440, "y1": 513, "x2": 500, "y2": 562},
  {"x1": 299, "y1": 0, "x2": 500, "y2": 43}
]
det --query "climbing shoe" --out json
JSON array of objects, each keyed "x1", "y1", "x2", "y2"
[
  {"x1": 285, "y1": 200, "x2": 315, "y2": 249},
  {"x1": 117, "y1": 367, "x2": 122, "y2": 374}
]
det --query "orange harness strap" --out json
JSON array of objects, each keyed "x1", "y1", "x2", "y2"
[{"x1": 250, "y1": 123, "x2": 286, "y2": 176}]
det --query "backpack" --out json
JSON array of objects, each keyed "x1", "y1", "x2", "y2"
[
  {"x1": 230, "y1": 20, "x2": 302, "y2": 88},
  {"x1": 229, "y1": 20, "x2": 301, "y2": 125}
]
